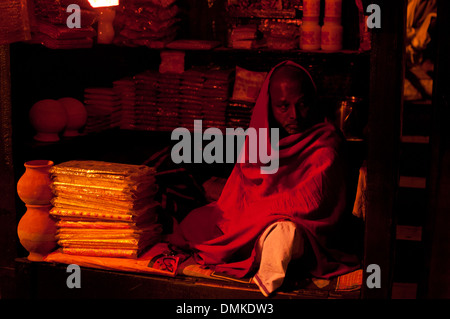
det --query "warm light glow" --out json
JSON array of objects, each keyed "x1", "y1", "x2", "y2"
[{"x1": 88, "y1": 0, "x2": 119, "y2": 8}]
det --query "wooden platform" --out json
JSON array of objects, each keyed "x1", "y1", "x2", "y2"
[{"x1": 15, "y1": 258, "x2": 361, "y2": 300}]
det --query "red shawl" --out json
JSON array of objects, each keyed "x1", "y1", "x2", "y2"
[{"x1": 170, "y1": 61, "x2": 360, "y2": 279}]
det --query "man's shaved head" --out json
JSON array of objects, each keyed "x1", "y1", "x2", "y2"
[
  {"x1": 269, "y1": 65, "x2": 319, "y2": 136},
  {"x1": 269, "y1": 65, "x2": 316, "y2": 95}
]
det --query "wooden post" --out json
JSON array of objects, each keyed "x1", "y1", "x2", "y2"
[
  {"x1": 0, "y1": 44, "x2": 18, "y2": 298},
  {"x1": 423, "y1": 0, "x2": 450, "y2": 299},
  {"x1": 362, "y1": 0, "x2": 406, "y2": 299}
]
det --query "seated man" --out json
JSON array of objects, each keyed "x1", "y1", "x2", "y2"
[{"x1": 168, "y1": 60, "x2": 360, "y2": 296}]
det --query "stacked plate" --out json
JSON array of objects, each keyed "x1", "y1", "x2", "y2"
[
  {"x1": 83, "y1": 88, "x2": 121, "y2": 133},
  {"x1": 109, "y1": 67, "x2": 234, "y2": 132},
  {"x1": 113, "y1": 78, "x2": 136, "y2": 130},
  {"x1": 156, "y1": 72, "x2": 183, "y2": 130},
  {"x1": 178, "y1": 69, "x2": 206, "y2": 131},
  {"x1": 226, "y1": 100, "x2": 254, "y2": 129},
  {"x1": 200, "y1": 68, "x2": 234, "y2": 130},
  {"x1": 49, "y1": 160, "x2": 162, "y2": 259},
  {"x1": 133, "y1": 70, "x2": 166, "y2": 131}
]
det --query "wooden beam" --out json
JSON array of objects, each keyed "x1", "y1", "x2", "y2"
[
  {"x1": 362, "y1": 0, "x2": 406, "y2": 299},
  {"x1": 396, "y1": 225, "x2": 422, "y2": 242},
  {"x1": 400, "y1": 135, "x2": 430, "y2": 144},
  {"x1": 399, "y1": 176, "x2": 427, "y2": 189},
  {"x1": 423, "y1": 0, "x2": 450, "y2": 299},
  {"x1": 0, "y1": 44, "x2": 18, "y2": 298}
]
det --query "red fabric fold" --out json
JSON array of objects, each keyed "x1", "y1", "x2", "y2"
[{"x1": 170, "y1": 61, "x2": 360, "y2": 279}]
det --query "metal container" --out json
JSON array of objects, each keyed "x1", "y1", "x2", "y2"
[{"x1": 336, "y1": 96, "x2": 364, "y2": 138}]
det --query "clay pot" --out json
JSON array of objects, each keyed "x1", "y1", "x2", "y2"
[
  {"x1": 17, "y1": 204, "x2": 57, "y2": 261},
  {"x1": 58, "y1": 97, "x2": 87, "y2": 137},
  {"x1": 29, "y1": 99, "x2": 67, "y2": 142},
  {"x1": 17, "y1": 160, "x2": 54, "y2": 205}
]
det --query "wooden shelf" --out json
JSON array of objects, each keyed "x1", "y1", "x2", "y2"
[
  {"x1": 17, "y1": 41, "x2": 368, "y2": 58},
  {"x1": 15, "y1": 258, "x2": 361, "y2": 299},
  {"x1": 396, "y1": 225, "x2": 422, "y2": 242},
  {"x1": 400, "y1": 135, "x2": 430, "y2": 144},
  {"x1": 399, "y1": 176, "x2": 427, "y2": 189},
  {"x1": 226, "y1": 7, "x2": 299, "y2": 19},
  {"x1": 392, "y1": 282, "x2": 417, "y2": 299},
  {"x1": 403, "y1": 99, "x2": 432, "y2": 106},
  {"x1": 214, "y1": 46, "x2": 367, "y2": 55}
]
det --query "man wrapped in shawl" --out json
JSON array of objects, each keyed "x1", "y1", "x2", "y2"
[{"x1": 169, "y1": 60, "x2": 361, "y2": 296}]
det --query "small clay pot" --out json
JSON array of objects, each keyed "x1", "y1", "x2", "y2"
[{"x1": 17, "y1": 160, "x2": 54, "y2": 205}]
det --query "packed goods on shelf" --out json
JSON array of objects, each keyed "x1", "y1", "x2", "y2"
[
  {"x1": 227, "y1": 0, "x2": 302, "y2": 12},
  {"x1": 114, "y1": 0, "x2": 181, "y2": 49},
  {"x1": 28, "y1": 0, "x2": 181, "y2": 49},
  {"x1": 113, "y1": 65, "x2": 236, "y2": 132},
  {"x1": 226, "y1": 0, "x2": 370, "y2": 52},
  {"x1": 26, "y1": 0, "x2": 368, "y2": 52},
  {"x1": 30, "y1": 0, "x2": 97, "y2": 49},
  {"x1": 77, "y1": 61, "x2": 263, "y2": 133}
]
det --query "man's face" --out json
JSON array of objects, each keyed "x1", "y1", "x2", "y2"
[{"x1": 270, "y1": 79, "x2": 311, "y2": 135}]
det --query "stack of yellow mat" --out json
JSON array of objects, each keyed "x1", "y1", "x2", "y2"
[{"x1": 49, "y1": 160, "x2": 162, "y2": 258}]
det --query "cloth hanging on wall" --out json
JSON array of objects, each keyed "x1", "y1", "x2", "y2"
[
  {"x1": 406, "y1": 0, "x2": 437, "y2": 65},
  {"x1": 0, "y1": 0, "x2": 31, "y2": 44}
]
